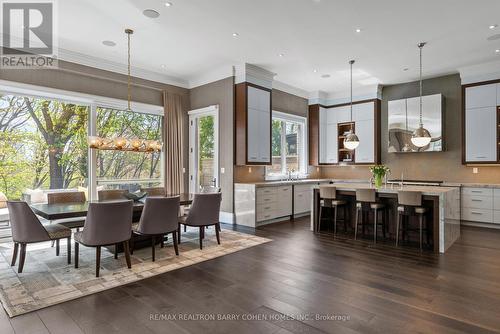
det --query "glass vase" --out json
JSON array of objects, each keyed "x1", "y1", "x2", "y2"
[{"x1": 374, "y1": 174, "x2": 383, "y2": 189}]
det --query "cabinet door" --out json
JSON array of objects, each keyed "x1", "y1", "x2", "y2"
[
  {"x1": 247, "y1": 108, "x2": 260, "y2": 162},
  {"x1": 275, "y1": 186, "x2": 292, "y2": 217},
  {"x1": 319, "y1": 108, "x2": 327, "y2": 163},
  {"x1": 334, "y1": 106, "x2": 351, "y2": 123},
  {"x1": 258, "y1": 109, "x2": 271, "y2": 162},
  {"x1": 355, "y1": 119, "x2": 375, "y2": 163},
  {"x1": 353, "y1": 102, "x2": 375, "y2": 121},
  {"x1": 466, "y1": 84, "x2": 497, "y2": 109},
  {"x1": 326, "y1": 122, "x2": 338, "y2": 163},
  {"x1": 498, "y1": 84, "x2": 500, "y2": 106},
  {"x1": 247, "y1": 86, "x2": 260, "y2": 110},
  {"x1": 465, "y1": 106, "x2": 497, "y2": 162},
  {"x1": 326, "y1": 108, "x2": 337, "y2": 124}
]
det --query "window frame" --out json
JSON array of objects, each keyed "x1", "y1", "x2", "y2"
[
  {"x1": 0, "y1": 80, "x2": 164, "y2": 201},
  {"x1": 265, "y1": 110, "x2": 308, "y2": 180}
]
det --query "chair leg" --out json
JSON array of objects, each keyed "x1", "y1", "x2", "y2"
[
  {"x1": 373, "y1": 209, "x2": 378, "y2": 244},
  {"x1": 218, "y1": 223, "x2": 222, "y2": 232},
  {"x1": 396, "y1": 212, "x2": 401, "y2": 247},
  {"x1": 215, "y1": 223, "x2": 221, "y2": 245},
  {"x1": 130, "y1": 237, "x2": 134, "y2": 255},
  {"x1": 18, "y1": 243, "x2": 27, "y2": 273},
  {"x1": 51, "y1": 240, "x2": 55, "y2": 248},
  {"x1": 56, "y1": 239, "x2": 60, "y2": 256},
  {"x1": 161, "y1": 235, "x2": 164, "y2": 248},
  {"x1": 123, "y1": 240, "x2": 132, "y2": 269},
  {"x1": 151, "y1": 236, "x2": 156, "y2": 262},
  {"x1": 114, "y1": 243, "x2": 118, "y2": 259},
  {"x1": 96, "y1": 246, "x2": 101, "y2": 277},
  {"x1": 382, "y1": 209, "x2": 387, "y2": 239},
  {"x1": 201, "y1": 226, "x2": 205, "y2": 239},
  {"x1": 419, "y1": 214, "x2": 423, "y2": 252},
  {"x1": 343, "y1": 205, "x2": 348, "y2": 232},
  {"x1": 172, "y1": 231, "x2": 179, "y2": 256},
  {"x1": 318, "y1": 206, "x2": 323, "y2": 233},
  {"x1": 67, "y1": 237, "x2": 71, "y2": 264},
  {"x1": 178, "y1": 224, "x2": 181, "y2": 244},
  {"x1": 75, "y1": 242, "x2": 79, "y2": 268},
  {"x1": 11, "y1": 242, "x2": 19, "y2": 266},
  {"x1": 333, "y1": 206, "x2": 337, "y2": 236},
  {"x1": 184, "y1": 225, "x2": 187, "y2": 232},
  {"x1": 354, "y1": 208, "x2": 359, "y2": 240},
  {"x1": 199, "y1": 227, "x2": 203, "y2": 250}
]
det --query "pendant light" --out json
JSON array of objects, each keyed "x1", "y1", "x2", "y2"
[
  {"x1": 411, "y1": 42, "x2": 432, "y2": 147},
  {"x1": 344, "y1": 60, "x2": 360, "y2": 150}
]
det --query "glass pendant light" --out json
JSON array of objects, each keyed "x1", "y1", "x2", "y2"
[
  {"x1": 411, "y1": 42, "x2": 432, "y2": 148},
  {"x1": 344, "y1": 60, "x2": 360, "y2": 150}
]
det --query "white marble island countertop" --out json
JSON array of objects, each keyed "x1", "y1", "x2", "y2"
[{"x1": 319, "y1": 182, "x2": 460, "y2": 195}]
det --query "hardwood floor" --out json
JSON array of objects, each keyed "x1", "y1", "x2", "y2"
[{"x1": 2, "y1": 217, "x2": 500, "y2": 333}]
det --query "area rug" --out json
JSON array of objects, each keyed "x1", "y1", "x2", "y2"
[{"x1": 0, "y1": 229, "x2": 271, "y2": 317}]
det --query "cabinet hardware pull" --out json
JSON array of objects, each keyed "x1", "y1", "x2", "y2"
[
  {"x1": 471, "y1": 191, "x2": 483, "y2": 193},
  {"x1": 471, "y1": 212, "x2": 482, "y2": 215},
  {"x1": 471, "y1": 199, "x2": 483, "y2": 202}
]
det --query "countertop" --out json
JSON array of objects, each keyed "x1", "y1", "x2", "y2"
[{"x1": 319, "y1": 182, "x2": 459, "y2": 195}]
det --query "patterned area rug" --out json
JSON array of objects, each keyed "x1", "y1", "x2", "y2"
[{"x1": 0, "y1": 229, "x2": 271, "y2": 317}]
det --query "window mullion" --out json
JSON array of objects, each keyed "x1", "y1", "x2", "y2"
[{"x1": 281, "y1": 121, "x2": 286, "y2": 175}]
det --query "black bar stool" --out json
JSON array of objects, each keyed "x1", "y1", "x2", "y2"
[
  {"x1": 396, "y1": 191, "x2": 429, "y2": 251},
  {"x1": 354, "y1": 189, "x2": 388, "y2": 243},
  {"x1": 318, "y1": 186, "x2": 348, "y2": 235}
]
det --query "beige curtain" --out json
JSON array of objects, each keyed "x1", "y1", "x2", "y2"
[{"x1": 163, "y1": 92, "x2": 184, "y2": 195}]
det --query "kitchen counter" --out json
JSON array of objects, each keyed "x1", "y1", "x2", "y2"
[{"x1": 311, "y1": 182, "x2": 461, "y2": 253}]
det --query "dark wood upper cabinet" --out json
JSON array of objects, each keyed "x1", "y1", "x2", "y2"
[
  {"x1": 235, "y1": 82, "x2": 272, "y2": 166},
  {"x1": 308, "y1": 99, "x2": 381, "y2": 166}
]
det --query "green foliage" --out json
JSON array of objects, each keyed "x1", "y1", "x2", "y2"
[
  {"x1": 272, "y1": 119, "x2": 282, "y2": 157},
  {"x1": 198, "y1": 116, "x2": 214, "y2": 159}
]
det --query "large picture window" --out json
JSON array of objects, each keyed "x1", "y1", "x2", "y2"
[
  {"x1": 266, "y1": 111, "x2": 307, "y2": 180},
  {"x1": 96, "y1": 107, "x2": 163, "y2": 191},
  {"x1": 0, "y1": 93, "x2": 89, "y2": 200}
]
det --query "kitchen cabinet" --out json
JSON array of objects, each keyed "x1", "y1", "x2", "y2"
[
  {"x1": 461, "y1": 187, "x2": 500, "y2": 225},
  {"x1": 311, "y1": 99, "x2": 380, "y2": 165},
  {"x1": 465, "y1": 83, "x2": 497, "y2": 109},
  {"x1": 235, "y1": 83, "x2": 272, "y2": 165}
]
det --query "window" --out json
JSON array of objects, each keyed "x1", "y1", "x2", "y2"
[
  {"x1": 266, "y1": 111, "x2": 307, "y2": 179},
  {"x1": 96, "y1": 107, "x2": 163, "y2": 192},
  {"x1": 0, "y1": 93, "x2": 89, "y2": 200}
]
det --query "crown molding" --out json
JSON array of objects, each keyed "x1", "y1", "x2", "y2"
[
  {"x1": 308, "y1": 84, "x2": 382, "y2": 106},
  {"x1": 459, "y1": 59, "x2": 500, "y2": 85},
  {"x1": 234, "y1": 63, "x2": 275, "y2": 89},
  {"x1": 57, "y1": 48, "x2": 189, "y2": 88},
  {"x1": 187, "y1": 65, "x2": 234, "y2": 89},
  {"x1": 272, "y1": 80, "x2": 309, "y2": 99}
]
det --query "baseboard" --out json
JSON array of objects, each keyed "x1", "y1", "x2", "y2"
[
  {"x1": 220, "y1": 211, "x2": 234, "y2": 224},
  {"x1": 461, "y1": 221, "x2": 500, "y2": 230}
]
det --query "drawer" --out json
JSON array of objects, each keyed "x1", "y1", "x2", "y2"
[
  {"x1": 462, "y1": 194, "x2": 493, "y2": 210},
  {"x1": 494, "y1": 195, "x2": 500, "y2": 211},
  {"x1": 462, "y1": 208, "x2": 493, "y2": 223},
  {"x1": 493, "y1": 211, "x2": 500, "y2": 224},
  {"x1": 462, "y1": 187, "x2": 493, "y2": 197},
  {"x1": 257, "y1": 187, "x2": 276, "y2": 196},
  {"x1": 256, "y1": 204, "x2": 277, "y2": 222},
  {"x1": 294, "y1": 184, "x2": 312, "y2": 193},
  {"x1": 257, "y1": 194, "x2": 276, "y2": 204}
]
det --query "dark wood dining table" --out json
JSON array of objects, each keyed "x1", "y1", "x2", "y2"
[{"x1": 30, "y1": 193, "x2": 193, "y2": 221}]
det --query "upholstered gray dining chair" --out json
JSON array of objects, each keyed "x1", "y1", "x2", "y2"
[
  {"x1": 141, "y1": 187, "x2": 166, "y2": 197},
  {"x1": 47, "y1": 192, "x2": 86, "y2": 250},
  {"x1": 7, "y1": 201, "x2": 72, "y2": 273},
  {"x1": 74, "y1": 200, "x2": 133, "y2": 277},
  {"x1": 131, "y1": 196, "x2": 180, "y2": 261},
  {"x1": 97, "y1": 189, "x2": 128, "y2": 201},
  {"x1": 178, "y1": 193, "x2": 221, "y2": 250}
]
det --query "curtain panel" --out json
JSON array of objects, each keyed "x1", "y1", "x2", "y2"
[{"x1": 163, "y1": 92, "x2": 184, "y2": 195}]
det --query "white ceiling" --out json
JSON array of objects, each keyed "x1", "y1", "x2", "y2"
[{"x1": 33, "y1": 0, "x2": 500, "y2": 94}]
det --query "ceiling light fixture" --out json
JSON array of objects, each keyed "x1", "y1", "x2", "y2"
[
  {"x1": 496, "y1": 49, "x2": 500, "y2": 53},
  {"x1": 143, "y1": 9, "x2": 160, "y2": 18},
  {"x1": 411, "y1": 42, "x2": 432, "y2": 148},
  {"x1": 355, "y1": 28, "x2": 362, "y2": 33},
  {"x1": 165, "y1": 2, "x2": 173, "y2": 7},
  {"x1": 344, "y1": 60, "x2": 360, "y2": 151},
  {"x1": 278, "y1": 53, "x2": 284, "y2": 57},
  {"x1": 102, "y1": 40, "x2": 116, "y2": 47},
  {"x1": 161, "y1": 64, "x2": 167, "y2": 69},
  {"x1": 489, "y1": 24, "x2": 498, "y2": 30},
  {"x1": 313, "y1": 69, "x2": 318, "y2": 73},
  {"x1": 403, "y1": 67, "x2": 409, "y2": 71},
  {"x1": 321, "y1": 74, "x2": 330, "y2": 78},
  {"x1": 232, "y1": 32, "x2": 239, "y2": 37}
]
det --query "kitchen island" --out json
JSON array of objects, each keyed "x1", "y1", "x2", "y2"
[{"x1": 311, "y1": 183, "x2": 461, "y2": 253}]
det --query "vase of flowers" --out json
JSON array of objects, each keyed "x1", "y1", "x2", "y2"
[{"x1": 369, "y1": 165, "x2": 390, "y2": 188}]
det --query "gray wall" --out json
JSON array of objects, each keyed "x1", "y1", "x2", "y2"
[
  {"x1": 322, "y1": 73, "x2": 500, "y2": 182},
  {"x1": 189, "y1": 77, "x2": 234, "y2": 213}
]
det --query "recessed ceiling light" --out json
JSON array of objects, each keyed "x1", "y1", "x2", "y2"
[
  {"x1": 278, "y1": 53, "x2": 284, "y2": 57},
  {"x1": 403, "y1": 68, "x2": 409, "y2": 71},
  {"x1": 496, "y1": 49, "x2": 500, "y2": 54},
  {"x1": 102, "y1": 40, "x2": 116, "y2": 47},
  {"x1": 232, "y1": 32, "x2": 239, "y2": 37},
  {"x1": 321, "y1": 74, "x2": 331, "y2": 78},
  {"x1": 313, "y1": 69, "x2": 318, "y2": 73},
  {"x1": 165, "y1": 2, "x2": 173, "y2": 6},
  {"x1": 143, "y1": 9, "x2": 160, "y2": 18},
  {"x1": 355, "y1": 28, "x2": 362, "y2": 33},
  {"x1": 489, "y1": 24, "x2": 498, "y2": 30},
  {"x1": 161, "y1": 64, "x2": 167, "y2": 69},
  {"x1": 487, "y1": 34, "x2": 500, "y2": 41}
]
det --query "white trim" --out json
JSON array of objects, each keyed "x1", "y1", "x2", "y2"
[
  {"x1": 0, "y1": 79, "x2": 163, "y2": 116},
  {"x1": 187, "y1": 67, "x2": 234, "y2": 89},
  {"x1": 188, "y1": 105, "x2": 219, "y2": 116},
  {"x1": 308, "y1": 85, "x2": 382, "y2": 106},
  {"x1": 234, "y1": 63, "x2": 275, "y2": 89},
  {"x1": 459, "y1": 59, "x2": 500, "y2": 85}
]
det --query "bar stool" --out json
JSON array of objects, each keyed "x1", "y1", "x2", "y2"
[
  {"x1": 354, "y1": 189, "x2": 387, "y2": 243},
  {"x1": 318, "y1": 186, "x2": 348, "y2": 235},
  {"x1": 396, "y1": 191, "x2": 429, "y2": 251}
]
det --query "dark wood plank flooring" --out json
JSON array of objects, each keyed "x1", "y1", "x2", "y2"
[{"x1": 2, "y1": 217, "x2": 500, "y2": 334}]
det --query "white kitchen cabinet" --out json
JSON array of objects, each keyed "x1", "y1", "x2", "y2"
[
  {"x1": 326, "y1": 123, "x2": 338, "y2": 163},
  {"x1": 353, "y1": 102, "x2": 375, "y2": 121},
  {"x1": 355, "y1": 119, "x2": 375, "y2": 163},
  {"x1": 465, "y1": 106, "x2": 497, "y2": 162},
  {"x1": 258, "y1": 109, "x2": 271, "y2": 162},
  {"x1": 333, "y1": 106, "x2": 351, "y2": 123},
  {"x1": 247, "y1": 107, "x2": 260, "y2": 162},
  {"x1": 465, "y1": 84, "x2": 497, "y2": 109},
  {"x1": 497, "y1": 83, "x2": 500, "y2": 106},
  {"x1": 246, "y1": 86, "x2": 271, "y2": 163},
  {"x1": 319, "y1": 107, "x2": 327, "y2": 163}
]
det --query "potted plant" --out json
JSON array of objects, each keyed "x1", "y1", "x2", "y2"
[{"x1": 369, "y1": 165, "x2": 390, "y2": 189}]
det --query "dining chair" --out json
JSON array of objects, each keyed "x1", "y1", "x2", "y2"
[
  {"x1": 141, "y1": 187, "x2": 166, "y2": 196},
  {"x1": 131, "y1": 196, "x2": 179, "y2": 261},
  {"x1": 178, "y1": 193, "x2": 221, "y2": 250},
  {"x1": 7, "y1": 201, "x2": 72, "y2": 273},
  {"x1": 97, "y1": 189, "x2": 128, "y2": 201},
  {"x1": 47, "y1": 191, "x2": 86, "y2": 230},
  {"x1": 74, "y1": 200, "x2": 133, "y2": 277}
]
